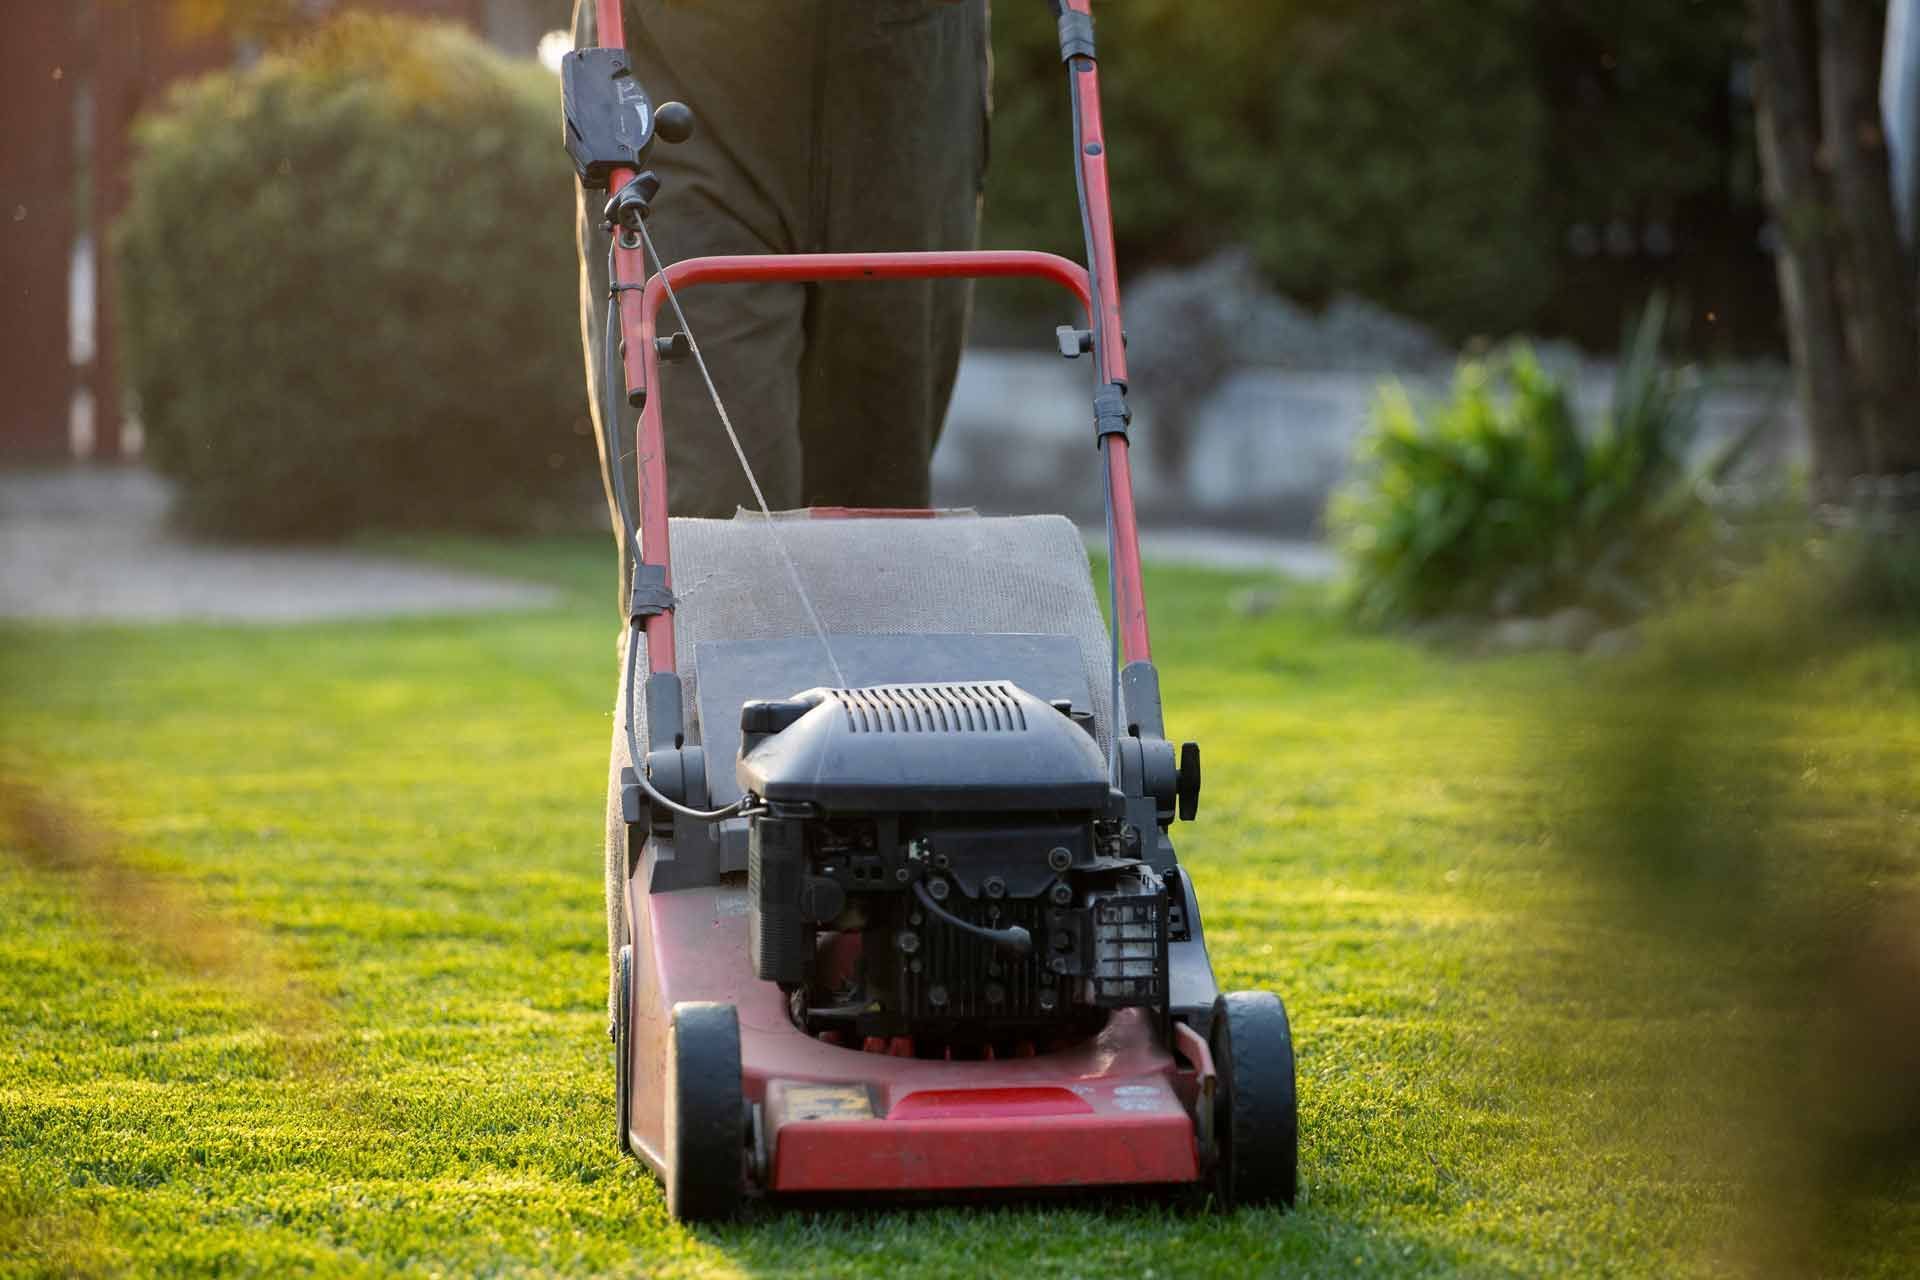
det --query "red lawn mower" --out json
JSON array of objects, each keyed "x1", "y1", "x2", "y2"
[{"x1": 564, "y1": 0, "x2": 1298, "y2": 1220}]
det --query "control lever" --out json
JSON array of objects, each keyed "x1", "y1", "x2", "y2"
[{"x1": 1177, "y1": 741, "x2": 1201, "y2": 822}]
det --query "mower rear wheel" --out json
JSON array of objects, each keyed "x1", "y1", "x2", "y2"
[
  {"x1": 1210, "y1": 990, "x2": 1299, "y2": 1209},
  {"x1": 665, "y1": 1001, "x2": 746, "y2": 1222},
  {"x1": 615, "y1": 945, "x2": 633, "y2": 1155}
]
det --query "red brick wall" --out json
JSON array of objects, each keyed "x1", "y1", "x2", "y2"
[
  {"x1": 89, "y1": 2, "x2": 229, "y2": 459},
  {"x1": 0, "y1": 4, "x2": 80, "y2": 458}
]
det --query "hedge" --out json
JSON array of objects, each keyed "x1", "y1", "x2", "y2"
[
  {"x1": 117, "y1": 15, "x2": 594, "y2": 540},
  {"x1": 983, "y1": 0, "x2": 1755, "y2": 345}
]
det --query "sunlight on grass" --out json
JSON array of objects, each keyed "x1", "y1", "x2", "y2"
[{"x1": 2, "y1": 536, "x2": 1915, "y2": 1277}]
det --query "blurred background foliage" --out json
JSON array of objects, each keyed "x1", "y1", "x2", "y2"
[
  {"x1": 118, "y1": 15, "x2": 596, "y2": 539},
  {"x1": 983, "y1": 0, "x2": 1763, "y2": 350},
  {"x1": 1532, "y1": 591, "x2": 1920, "y2": 1275},
  {"x1": 113, "y1": 0, "x2": 1779, "y2": 539},
  {"x1": 1330, "y1": 298, "x2": 1724, "y2": 627}
]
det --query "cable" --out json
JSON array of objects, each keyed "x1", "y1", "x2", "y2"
[
  {"x1": 604, "y1": 242, "x2": 745, "y2": 824},
  {"x1": 635, "y1": 219, "x2": 848, "y2": 690},
  {"x1": 1067, "y1": 55, "x2": 1126, "y2": 780},
  {"x1": 1100, "y1": 437, "x2": 1122, "y2": 785},
  {"x1": 623, "y1": 616, "x2": 747, "y2": 822},
  {"x1": 603, "y1": 242, "x2": 643, "y2": 569},
  {"x1": 912, "y1": 880, "x2": 1033, "y2": 956}
]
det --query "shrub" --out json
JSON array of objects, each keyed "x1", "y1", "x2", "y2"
[
  {"x1": 1331, "y1": 298, "x2": 1707, "y2": 625},
  {"x1": 117, "y1": 15, "x2": 594, "y2": 539},
  {"x1": 1829, "y1": 526, "x2": 1920, "y2": 623},
  {"x1": 982, "y1": 0, "x2": 1756, "y2": 346},
  {"x1": 986, "y1": 0, "x2": 1552, "y2": 338},
  {"x1": 1622, "y1": 529, "x2": 1920, "y2": 684}
]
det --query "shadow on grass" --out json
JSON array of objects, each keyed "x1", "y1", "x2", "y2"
[
  {"x1": 0, "y1": 781, "x2": 366, "y2": 1275},
  {"x1": 0, "y1": 780, "x2": 344, "y2": 1085}
]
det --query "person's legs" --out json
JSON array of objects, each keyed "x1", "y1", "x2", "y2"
[
  {"x1": 633, "y1": 192, "x2": 808, "y2": 522},
  {"x1": 574, "y1": 0, "x2": 629, "y2": 609},
  {"x1": 576, "y1": 0, "x2": 815, "y2": 1021},
  {"x1": 627, "y1": 0, "x2": 823, "y2": 522},
  {"x1": 797, "y1": 1, "x2": 989, "y2": 507},
  {"x1": 574, "y1": 0, "x2": 814, "y2": 621}
]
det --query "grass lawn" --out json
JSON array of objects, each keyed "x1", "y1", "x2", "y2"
[{"x1": 3, "y1": 537, "x2": 1917, "y2": 1277}]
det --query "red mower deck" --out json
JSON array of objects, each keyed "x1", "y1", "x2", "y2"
[{"x1": 625, "y1": 876, "x2": 1210, "y2": 1195}]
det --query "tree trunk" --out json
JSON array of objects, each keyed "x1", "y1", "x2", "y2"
[
  {"x1": 1818, "y1": 0, "x2": 1920, "y2": 479},
  {"x1": 1750, "y1": 0, "x2": 1920, "y2": 508},
  {"x1": 1889, "y1": 0, "x2": 1920, "y2": 251},
  {"x1": 1752, "y1": 0, "x2": 1868, "y2": 494}
]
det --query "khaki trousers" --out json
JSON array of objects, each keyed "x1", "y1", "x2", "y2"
[{"x1": 573, "y1": 0, "x2": 989, "y2": 613}]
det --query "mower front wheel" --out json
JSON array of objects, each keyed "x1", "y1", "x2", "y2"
[
  {"x1": 1210, "y1": 990, "x2": 1299, "y2": 1209},
  {"x1": 664, "y1": 1001, "x2": 747, "y2": 1222}
]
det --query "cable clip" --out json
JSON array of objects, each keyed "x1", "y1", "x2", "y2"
[
  {"x1": 1093, "y1": 381, "x2": 1131, "y2": 444},
  {"x1": 601, "y1": 170, "x2": 660, "y2": 236},
  {"x1": 629, "y1": 561, "x2": 676, "y2": 622},
  {"x1": 1057, "y1": 10, "x2": 1096, "y2": 62}
]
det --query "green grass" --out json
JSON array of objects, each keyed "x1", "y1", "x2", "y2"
[{"x1": 3, "y1": 538, "x2": 1917, "y2": 1277}]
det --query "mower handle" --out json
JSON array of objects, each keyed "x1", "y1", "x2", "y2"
[
  {"x1": 592, "y1": 0, "x2": 1152, "y2": 680},
  {"x1": 622, "y1": 251, "x2": 1092, "y2": 411},
  {"x1": 624, "y1": 250, "x2": 1100, "y2": 677}
]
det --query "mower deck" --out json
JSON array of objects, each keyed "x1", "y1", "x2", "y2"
[{"x1": 624, "y1": 877, "x2": 1207, "y2": 1195}]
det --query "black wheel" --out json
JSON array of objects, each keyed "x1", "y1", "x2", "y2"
[
  {"x1": 665, "y1": 1001, "x2": 746, "y2": 1222},
  {"x1": 615, "y1": 945, "x2": 633, "y2": 1155},
  {"x1": 1210, "y1": 990, "x2": 1299, "y2": 1209}
]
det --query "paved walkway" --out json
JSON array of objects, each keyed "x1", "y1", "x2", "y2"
[
  {"x1": 1122, "y1": 527, "x2": 1337, "y2": 580},
  {"x1": 0, "y1": 466, "x2": 1334, "y2": 625},
  {"x1": 0, "y1": 467, "x2": 558, "y2": 623}
]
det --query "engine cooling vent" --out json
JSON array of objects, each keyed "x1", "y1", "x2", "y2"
[
  {"x1": 737, "y1": 677, "x2": 1109, "y2": 810},
  {"x1": 835, "y1": 682, "x2": 1030, "y2": 734}
]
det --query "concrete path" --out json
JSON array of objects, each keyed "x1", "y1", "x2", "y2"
[
  {"x1": 0, "y1": 466, "x2": 1331, "y2": 626},
  {"x1": 0, "y1": 467, "x2": 558, "y2": 623},
  {"x1": 1091, "y1": 526, "x2": 1338, "y2": 581},
  {"x1": 938, "y1": 349, "x2": 1803, "y2": 535}
]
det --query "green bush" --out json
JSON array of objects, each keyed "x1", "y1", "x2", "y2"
[
  {"x1": 1331, "y1": 299, "x2": 1707, "y2": 625},
  {"x1": 982, "y1": 0, "x2": 1751, "y2": 343},
  {"x1": 987, "y1": 0, "x2": 1550, "y2": 336},
  {"x1": 1830, "y1": 526, "x2": 1920, "y2": 622},
  {"x1": 118, "y1": 15, "x2": 594, "y2": 540}
]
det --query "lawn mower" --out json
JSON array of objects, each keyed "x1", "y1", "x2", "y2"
[{"x1": 564, "y1": 0, "x2": 1298, "y2": 1220}]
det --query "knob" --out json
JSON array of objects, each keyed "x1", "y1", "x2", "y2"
[
  {"x1": 654, "y1": 101, "x2": 695, "y2": 144},
  {"x1": 739, "y1": 698, "x2": 810, "y2": 736},
  {"x1": 1177, "y1": 741, "x2": 1202, "y2": 822}
]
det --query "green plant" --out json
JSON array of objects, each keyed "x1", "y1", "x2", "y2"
[
  {"x1": 117, "y1": 15, "x2": 595, "y2": 540},
  {"x1": 985, "y1": 0, "x2": 1550, "y2": 338},
  {"x1": 1332, "y1": 297, "x2": 1707, "y2": 625},
  {"x1": 981, "y1": 0, "x2": 1752, "y2": 344}
]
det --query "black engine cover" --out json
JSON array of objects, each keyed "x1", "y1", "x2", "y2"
[{"x1": 737, "y1": 682, "x2": 1109, "y2": 814}]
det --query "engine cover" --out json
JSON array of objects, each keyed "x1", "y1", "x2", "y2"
[
  {"x1": 736, "y1": 682, "x2": 1110, "y2": 813},
  {"x1": 735, "y1": 681, "x2": 1171, "y2": 1045}
]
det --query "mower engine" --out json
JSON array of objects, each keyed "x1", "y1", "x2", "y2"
[{"x1": 735, "y1": 681, "x2": 1170, "y2": 1047}]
